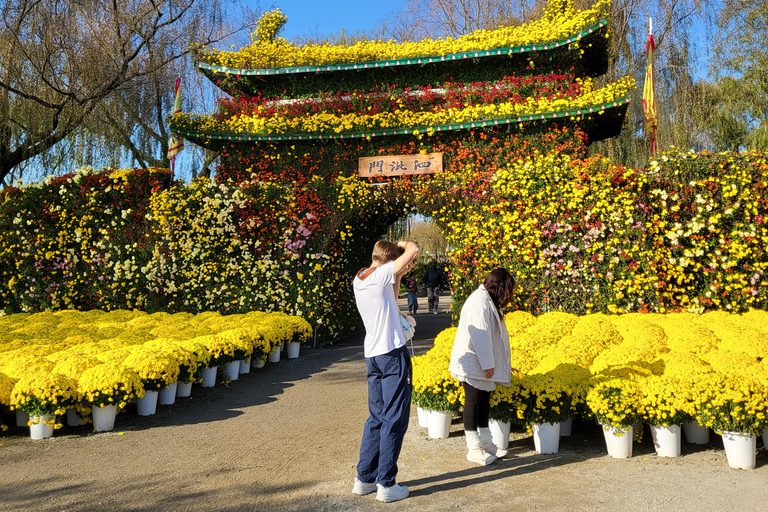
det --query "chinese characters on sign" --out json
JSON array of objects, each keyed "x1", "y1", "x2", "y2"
[{"x1": 358, "y1": 153, "x2": 443, "y2": 179}]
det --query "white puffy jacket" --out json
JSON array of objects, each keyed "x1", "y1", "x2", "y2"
[{"x1": 448, "y1": 285, "x2": 511, "y2": 387}]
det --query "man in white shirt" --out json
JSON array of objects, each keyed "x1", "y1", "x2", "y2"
[{"x1": 351, "y1": 239, "x2": 419, "y2": 504}]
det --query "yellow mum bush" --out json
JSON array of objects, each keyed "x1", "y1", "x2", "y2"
[
  {"x1": 123, "y1": 348, "x2": 181, "y2": 390},
  {"x1": 0, "y1": 371, "x2": 16, "y2": 406},
  {"x1": 77, "y1": 363, "x2": 144, "y2": 409},
  {"x1": 10, "y1": 371, "x2": 78, "y2": 418}
]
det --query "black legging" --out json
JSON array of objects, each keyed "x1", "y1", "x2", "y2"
[{"x1": 462, "y1": 381, "x2": 491, "y2": 431}]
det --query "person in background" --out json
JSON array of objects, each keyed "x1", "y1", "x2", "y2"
[
  {"x1": 351, "y1": 239, "x2": 419, "y2": 503},
  {"x1": 405, "y1": 274, "x2": 419, "y2": 315},
  {"x1": 448, "y1": 268, "x2": 515, "y2": 466},
  {"x1": 423, "y1": 260, "x2": 442, "y2": 315}
]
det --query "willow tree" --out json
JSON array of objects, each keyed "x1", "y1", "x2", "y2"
[{"x1": 0, "y1": 0, "x2": 253, "y2": 185}]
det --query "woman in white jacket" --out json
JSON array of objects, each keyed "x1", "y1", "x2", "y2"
[{"x1": 449, "y1": 268, "x2": 515, "y2": 465}]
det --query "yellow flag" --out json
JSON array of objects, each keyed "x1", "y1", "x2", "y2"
[
  {"x1": 167, "y1": 77, "x2": 184, "y2": 170},
  {"x1": 642, "y1": 32, "x2": 657, "y2": 156}
]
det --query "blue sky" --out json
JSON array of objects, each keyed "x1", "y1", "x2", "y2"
[{"x1": 259, "y1": 0, "x2": 407, "y2": 41}]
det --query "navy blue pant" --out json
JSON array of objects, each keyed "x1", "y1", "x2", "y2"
[{"x1": 357, "y1": 345, "x2": 412, "y2": 487}]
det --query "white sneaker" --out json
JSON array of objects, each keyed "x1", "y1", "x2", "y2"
[
  {"x1": 433, "y1": 310, "x2": 439, "y2": 315},
  {"x1": 352, "y1": 478, "x2": 377, "y2": 495},
  {"x1": 376, "y1": 483, "x2": 409, "y2": 503},
  {"x1": 467, "y1": 448, "x2": 497, "y2": 465}
]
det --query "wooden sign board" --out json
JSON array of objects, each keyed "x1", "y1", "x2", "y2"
[{"x1": 358, "y1": 153, "x2": 443, "y2": 179}]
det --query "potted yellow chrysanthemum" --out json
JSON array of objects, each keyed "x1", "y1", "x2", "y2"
[
  {"x1": 193, "y1": 333, "x2": 237, "y2": 387},
  {"x1": 586, "y1": 374, "x2": 643, "y2": 458},
  {"x1": 78, "y1": 363, "x2": 144, "y2": 432},
  {"x1": 123, "y1": 348, "x2": 180, "y2": 416},
  {"x1": 10, "y1": 371, "x2": 78, "y2": 439}
]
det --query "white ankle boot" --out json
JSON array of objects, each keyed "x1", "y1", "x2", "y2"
[
  {"x1": 479, "y1": 427, "x2": 508, "y2": 458},
  {"x1": 465, "y1": 430, "x2": 496, "y2": 465}
]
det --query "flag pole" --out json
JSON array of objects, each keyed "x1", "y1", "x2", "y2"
[
  {"x1": 642, "y1": 17, "x2": 657, "y2": 157},
  {"x1": 167, "y1": 77, "x2": 184, "y2": 173}
]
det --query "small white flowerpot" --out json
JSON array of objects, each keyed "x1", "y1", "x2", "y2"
[
  {"x1": 426, "y1": 410, "x2": 452, "y2": 439},
  {"x1": 267, "y1": 349, "x2": 281, "y2": 363},
  {"x1": 286, "y1": 342, "x2": 300, "y2": 359},
  {"x1": 225, "y1": 360, "x2": 241, "y2": 381},
  {"x1": 683, "y1": 421, "x2": 709, "y2": 445},
  {"x1": 158, "y1": 382, "x2": 178, "y2": 405},
  {"x1": 560, "y1": 416, "x2": 574, "y2": 437},
  {"x1": 136, "y1": 390, "x2": 159, "y2": 416},
  {"x1": 651, "y1": 424, "x2": 681, "y2": 457},
  {"x1": 488, "y1": 419, "x2": 512, "y2": 450},
  {"x1": 532, "y1": 422, "x2": 561, "y2": 454},
  {"x1": 239, "y1": 357, "x2": 251, "y2": 374},
  {"x1": 29, "y1": 414, "x2": 55, "y2": 439},
  {"x1": 601, "y1": 424, "x2": 633, "y2": 458},
  {"x1": 200, "y1": 367, "x2": 217, "y2": 387},
  {"x1": 176, "y1": 381, "x2": 192, "y2": 398},
  {"x1": 66, "y1": 408, "x2": 85, "y2": 427},
  {"x1": 416, "y1": 406, "x2": 429, "y2": 428},
  {"x1": 252, "y1": 358, "x2": 266, "y2": 369},
  {"x1": 93, "y1": 404, "x2": 118, "y2": 432},
  {"x1": 721, "y1": 431, "x2": 756, "y2": 470}
]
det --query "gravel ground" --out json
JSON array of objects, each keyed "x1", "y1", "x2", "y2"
[{"x1": 1, "y1": 296, "x2": 767, "y2": 511}]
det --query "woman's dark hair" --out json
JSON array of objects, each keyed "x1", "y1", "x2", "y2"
[{"x1": 483, "y1": 268, "x2": 516, "y2": 313}]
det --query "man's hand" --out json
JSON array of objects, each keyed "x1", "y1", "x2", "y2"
[{"x1": 485, "y1": 368, "x2": 495, "y2": 379}]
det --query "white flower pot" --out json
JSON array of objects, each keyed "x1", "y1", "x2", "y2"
[
  {"x1": 252, "y1": 358, "x2": 266, "y2": 369},
  {"x1": 29, "y1": 414, "x2": 55, "y2": 439},
  {"x1": 267, "y1": 349, "x2": 281, "y2": 363},
  {"x1": 601, "y1": 424, "x2": 633, "y2": 458},
  {"x1": 416, "y1": 406, "x2": 429, "y2": 428},
  {"x1": 158, "y1": 382, "x2": 178, "y2": 405},
  {"x1": 489, "y1": 419, "x2": 512, "y2": 450},
  {"x1": 286, "y1": 342, "x2": 301, "y2": 359},
  {"x1": 683, "y1": 421, "x2": 709, "y2": 444},
  {"x1": 176, "y1": 381, "x2": 192, "y2": 398},
  {"x1": 225, "y1": 360, "x2": 241, "y2": 381},
  {"x1": 426, "y1": 410, "x2": 452, "y2": 439},
  {"x1": 66, "y1": 408, "x2": 85, "y2": 427},
  {"x1": 16, "y1": 410, "x2": 29, "y2": 427},
  {"x1": 560, "y1": 416, "x2": 573, "y2": 437},
  {"x1": 239, "y1": 357, "x2": 251, "y2": 374},
  {"x1": 200, "y1": 367, "x2": 217, "y2": 387},
  {"x1": 93, "y1": 404, "x2": 118, "y2": 432},
  {"x1": 721, "y1": 431, "x2": 756, "y2": 470},
  {"x1": 137, "y1": 390, "x2": 159, "y2": 416},
  {"x1": 533, "y1": 422, "x2": 561, "y2": 454},
  {"x1": 651, "y1": 424, "x2": 681, "y2": 457}
]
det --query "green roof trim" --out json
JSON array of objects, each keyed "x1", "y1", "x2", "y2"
[
  {"x1": 172, "y1": 94, "x2": 630, "y2": 144},
  {"x1": 195, "y1": 20, "x2": 607, "y2": 78}
]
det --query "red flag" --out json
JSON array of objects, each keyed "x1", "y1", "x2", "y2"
[{"x1": 642, "y1": 27, "x2": 657, "y2": 157}]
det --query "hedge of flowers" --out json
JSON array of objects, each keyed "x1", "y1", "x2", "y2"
[
  {"x1": 0, "y1": 166, "x2": 405, "y2": 338},
  {"x1": 415, "y1": 150, "x2": 768, "y2": 318},
  {"x1": 195, "y1": 1, "x2": 609, "y2": 71},
  {"x1": 414, "y1": 310, "x2": 768, "y2": 437},
  {"x1": 0, "y1": 309, "x2": 312, "y2": 431}
]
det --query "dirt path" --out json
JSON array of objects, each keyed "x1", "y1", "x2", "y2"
[{"x1": 1, "y1": 295, "x2": 767, "y2": 511}]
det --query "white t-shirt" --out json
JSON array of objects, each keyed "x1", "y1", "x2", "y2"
[{"x1": 353, "y1": 261, "x2": 406, "y2": 358}]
